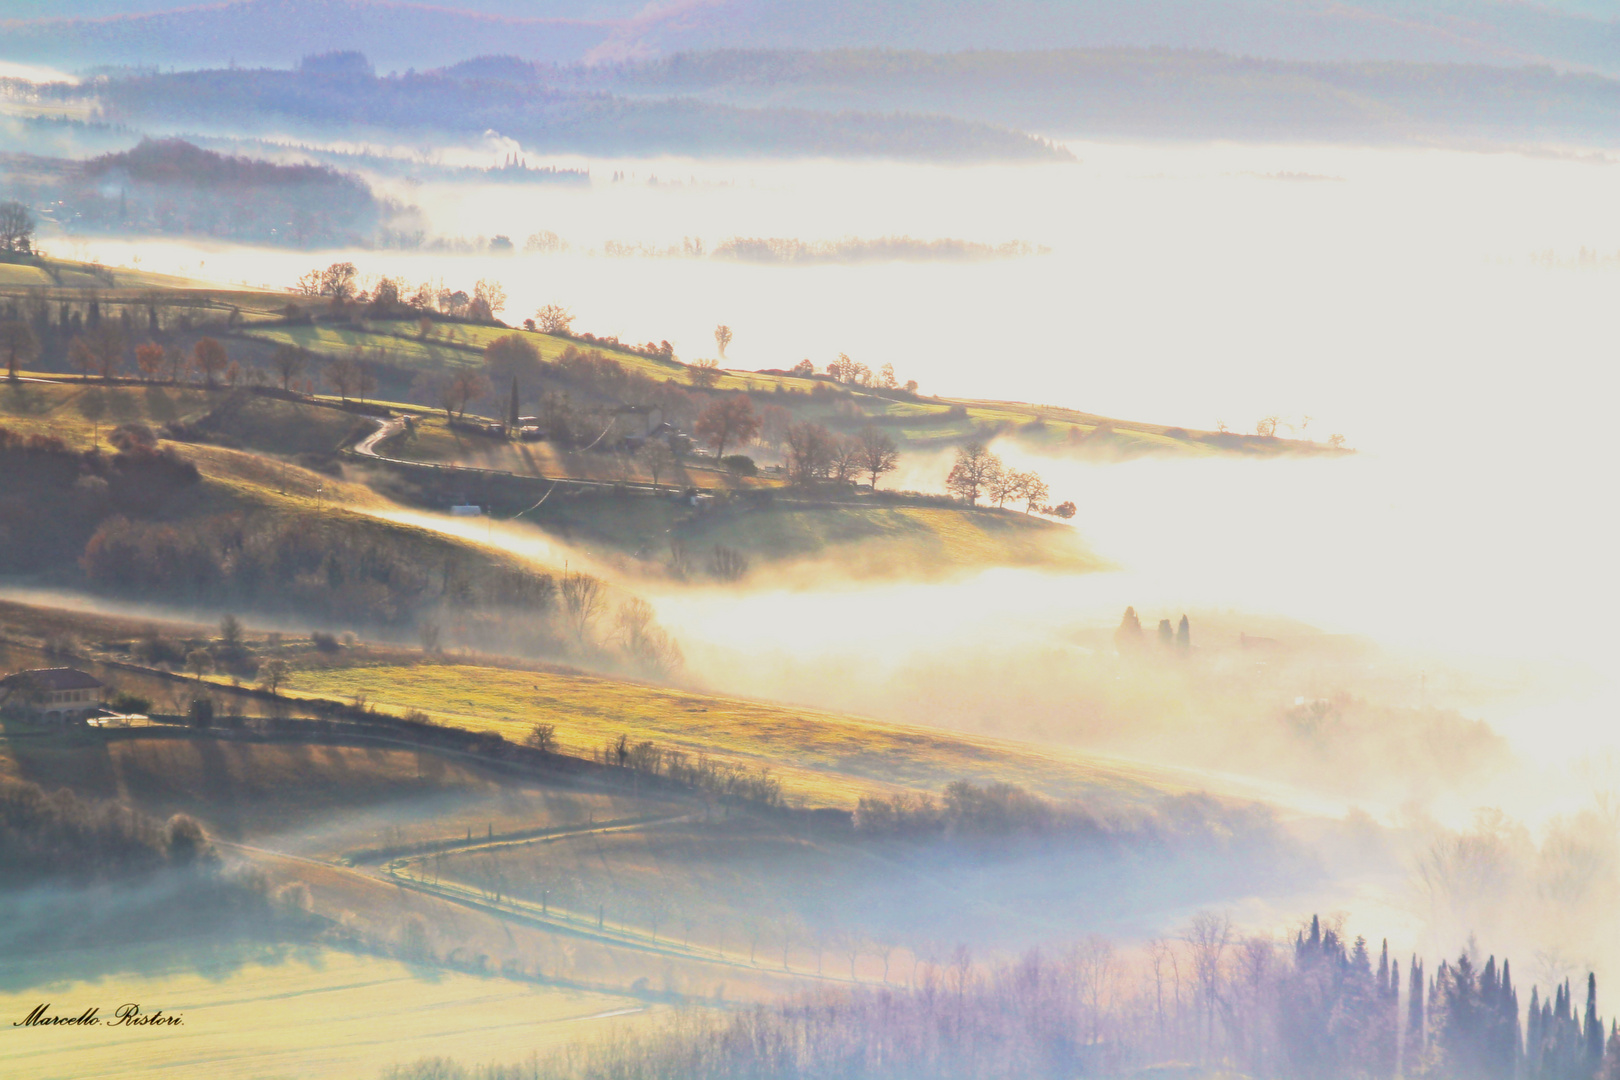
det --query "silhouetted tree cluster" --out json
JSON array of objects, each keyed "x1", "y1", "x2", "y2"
[
  {"x1": 31, "y1": 138, "x2": 383, "y2": 246},
  {"x1": 388, "y1": 918, "x2": 1615, "y2": 1080},
  {"x1": 79, "y1": 510, "x2": 558, "y2": 628},
  {"x1": 593, "y1": 736, "x2": 782, "y2": 807},
  {"x1": 0, "y1": 775, "x2": 215, "y2": 887}
]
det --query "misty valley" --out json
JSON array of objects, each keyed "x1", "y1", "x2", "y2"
[{"x1": 2, "y1": 13, "x2": 1620, "y2": 1080}]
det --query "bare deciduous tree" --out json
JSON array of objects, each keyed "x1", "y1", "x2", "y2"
[
  {"x1": 0, "y1": 320, "x2": 38, "y2": 382},
  {"x1": 0, "y1": 200, "x2": 35, "y2": 254},
  {"x1": 709, "y1": 544, "x2": 749, "y2": 581},
  {"x1": 854, "y1": 426, "x2": 900, "y2": 489},
  {"x1": 946, "y1": 442, "x2": 1002, "y2": 505},
  {"x1": 270, "y1": 345, "x2": 307, "y2": 391},
  {"x1": 785, "y1": 421, "x2": 835, "y2": 484},
  {"x1": 1019, "y1": 470, "x2": 1050, "y2": 513},
  {"x1": 639, "y1": 439, "x2": 677, "y2": 487},
  {"x1": 534, "y1": 303, "x2": 573, "y2": 334},
  {"x1": 714, "y1": 324, "x2": 733, "y2": 358},
  {"x1": 687, "y1": 358, "x2": 721, "y2": 390},
  {"x1": 559, "y1": 572, "x2": 608, "y2": 650},
  {"x1": 1184, "y1": 910, "x2": 1232, "y2": 1056}
]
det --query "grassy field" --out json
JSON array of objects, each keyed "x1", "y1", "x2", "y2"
[
  {"x1": 377, "y1": 411, "x2": 750, "y2": 489},
  {"x1": 0, "y1": 944, "x2": 662, "y2": 1080},
  {"x1": 0, "y1": 380, "x2": 372, "y2": 458},
  {"x1": 275, "y1": 659, "x2": 1190, "y2": 810},
  {"x1": 497, "y1": 493, "x2": 1099, "y2": 577}
]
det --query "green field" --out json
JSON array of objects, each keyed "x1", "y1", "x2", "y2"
[{"x1": 0, "y1": 380, "x2": 371, "y2": 458}]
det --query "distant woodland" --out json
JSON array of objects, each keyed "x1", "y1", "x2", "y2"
[
  {"x1": 49, "y1": 61, "x2": 1069, "y2": 162},
  {"x1": 0, "y1": 138, "x2": 383, "y2": 246}
]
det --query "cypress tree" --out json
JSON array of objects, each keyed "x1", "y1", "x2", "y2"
[
  {"x1": 1502, "y1": 961, "x2": 1522, "y2": 1080},
  {"x1": 1406, "y1": 957, "x2": 1426, "y2": 1077},
  {"x1": 1388, "y1": 956, "x2": 1403, "y2": 1080},
  {"x1": 507, "y1": 375, "x2": 520, "y2": 431},
  {"x1": 1529, "y1": 988, "x2": 1543, "y2": 1080},
  {"x1": 1177, "y1": 614, "x2": 1191, "y2": 652},
  {"x1": 1587, "y1": 974, "x2": 1605, "y2": 1074},
  {"x1": 1114, "y1": 607, "x2": 1144, "y2": 652},
  {"x1": 1158, "y1": 618, "x2": 1174, "y2": 648}
]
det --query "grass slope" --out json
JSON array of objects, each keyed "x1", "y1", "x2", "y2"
[{"x1": 275, "y1": 659, "x2": 1190, "y2": 810}]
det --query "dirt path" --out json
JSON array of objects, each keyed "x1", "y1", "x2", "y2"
[{"x1": 351, "y1": 414, "x2": 405, "y2": 457}]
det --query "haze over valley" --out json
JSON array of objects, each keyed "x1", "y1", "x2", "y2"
[{"x1": 1, "y1": 8, "x2": 1618, "y2": 1080}]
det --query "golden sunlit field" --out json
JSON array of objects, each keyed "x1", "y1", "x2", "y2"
[
  {"x1": 0, "y1": 945, "x2": 663, "y2": 1080},
  {"x1": 275, "y1": 659, "x2": 1191, "y2": 808}
]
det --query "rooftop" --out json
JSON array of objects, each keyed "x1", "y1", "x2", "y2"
[{"x1": 0, "y1": 667, "x2": 105, "y2": 691}]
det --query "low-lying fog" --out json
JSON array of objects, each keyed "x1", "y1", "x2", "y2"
[{"x1": 50, "y1": 138, "x2": 1620, "y2": 970}]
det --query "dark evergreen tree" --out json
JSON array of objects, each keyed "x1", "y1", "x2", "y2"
[
  {"x1": 1407, "y1": 957, "x2": 1427, "y2": 1078},
  {"x1": 1588, "y1": 975, "x2": 1606, "y2": 1076}
]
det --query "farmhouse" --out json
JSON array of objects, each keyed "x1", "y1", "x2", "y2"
[{"x1": 0, "y1": 667, "x2": 107, "y2": 723}]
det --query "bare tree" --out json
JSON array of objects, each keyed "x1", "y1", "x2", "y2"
[
  {"x1": 184, "y1": 648, "x2": 213, "y2": 682},
  {"x1": 259, "y1": 658, "x2": 290, "y2": 696},
  {"x1": 526, "y1": 723, "x2": 557, "y2": 752},
  {"x1": 836, "y1": 927, "x2": 866, "y2": 981},
  {"x1": 325, "y1": 356, "x2": 362, "y2": 401},
  {"x1": 612, "y1": 597, "x2": 682, "y2": 675},
  {"x1": 473, "y1": 278, "x2": 506, "y2": 317},
  {"x1": 67, "y1": 336, "x2": 94, "y2": 380},
  {"x1": 854, "y1": 426, "x2": 900, "y2": 489},
  {"x1": 946, "y1": 442, "x2": 1002, "y2": 505},
  {"x1": 639, "y1": 439, "x2": 677, "y2": 486},
  {"x1": 828, "y1": 435, "x2": 863, "y2": 484},
  {"x1": 1019, "y1": 470, "x2": 1050, "y2": 513},
  {"x1": 0, "y1": 320, "x2": 38, "y2": 382},
  {"x1": 709, "y1": 545, "x2": 749, "y2": 581},
  {"x1": 0, "y1": 200, "x2": 35, "y2": 254},
  {"x1": 714, "y1": 324, "x2": 733, "y2": 358},
  {"x1": 318, "y1": 262, "x2": 358, "y2": 303},
  {"x1": 270, "y1": 345, "x2": 308, "y2": 391},
  {"x1": 534, "y1": 304, "x2": 573, "y2": 334},
  {"x1": 688, "y1": 358, "x2": 721, "y2": 390},
  {"x1": 987, "y1": 464, "x2": 1023, "y2": 508},
  {"x1": 81, "y1": 323, "x2": 125, "y2": 381},
  {"x1": 1184, "y1": 911, "x2": 1232, "y2": 1057},
  {"x1": 559, "y1": 572, "x2": 608, "y2": 650},
  {"x1": 784, "y1": 421, "x2": 835, "y2": 484}
]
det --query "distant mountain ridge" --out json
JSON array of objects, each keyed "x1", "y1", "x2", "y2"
[
  {"x1": 66, "y1": 65, "x2": 1071, "y2": 162},
  {"x1": 6, "y1": 0, "x2": 1620, "y2": 75},
  {"x1": 542, "y1": 47, "x2": 1620, "y2": 144}
]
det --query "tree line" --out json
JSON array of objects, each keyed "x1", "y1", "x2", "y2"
[
  {"x1": 382, "y1": 914, "x2": 1619, "y2": 1080},
  {"x1": 0, "y1": 774, "x2": 214, "y2": 887},
  {"x1": 947, "y1": 441, "x2": 1071, "y2": 516}
]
